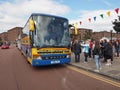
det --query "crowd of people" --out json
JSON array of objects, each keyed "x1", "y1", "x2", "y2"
[{"x1": 71, "y1": 39, "x2": 120, "y2": 72}]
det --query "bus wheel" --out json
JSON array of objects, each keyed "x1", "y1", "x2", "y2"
[
  {"x1": 26, "y1": 58, "x2": 30, "y2": 64},
  {"x1": 27, "y1": 60, "x2": 30, "y2": 64}
]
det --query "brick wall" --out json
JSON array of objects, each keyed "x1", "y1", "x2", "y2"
[
  {"x1": 7, "y1": 27, "x2": 23, "y2": 43},
  {"x1": 69, "y1": 28, "x2": 120, "y2": 41},
  {"x1": 0, "y1": 32, "x2": 8, "y2": 42},
  {"x1": 0, "y1": 27, "x2": 23, "y2": 43}
]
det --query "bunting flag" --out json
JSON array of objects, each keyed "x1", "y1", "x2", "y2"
[
  {"x1": 93, "y1": 16, "x2": 96, "y2": 21},
  {"x1": 100, "y1": 14, "x2": 104, "y2": 19},
  {"x1": 88, "y1": 18, "x2": 91, "y2": 22},
  {"x1": 80, "y1": 21, "x2": 82, "y2": 25},
  {"x1": 107, "y1": 11, "x2": 111, "y2": 16},
  {"x1": 115, "y1": 8, "x2": 119, "y2": 14},
  {"x1": 75, "y1": 8, "x2": 119, "y2": 25}
]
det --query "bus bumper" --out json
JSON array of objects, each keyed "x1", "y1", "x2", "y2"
[{"x1": 32, "y1": 58, "x2": 71, "y2": 66}]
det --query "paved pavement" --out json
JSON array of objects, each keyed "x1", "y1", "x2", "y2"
[{"x1": 70, "y1": 53, "x2": 120, "y2": 81}]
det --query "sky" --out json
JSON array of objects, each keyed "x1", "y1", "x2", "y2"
[{"x1": 0, "y1": 0, "x2": 120, "y2": 33}]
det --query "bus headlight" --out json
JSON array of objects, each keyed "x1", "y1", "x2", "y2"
[
  {"x1": 33, "y1": 55, "x2": 42, "y2": 60},
  {"x1": 66, "y1": 55, "x2": 70, "y2": 58},
  {"x1": 36, "y1": 56, "x2": 42, "y2": 60}
]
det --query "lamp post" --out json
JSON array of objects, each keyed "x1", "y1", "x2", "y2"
[{"x1": 110, "y1": 30, "x2": 113, "y2": 41}]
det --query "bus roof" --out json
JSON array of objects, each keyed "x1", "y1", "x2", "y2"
[
  {"x1": 23, "y1": 13, "x2": 68, "y2": 30},
  {"x1": 30, "y1": 13, "x2": 68, "y2": 20}
]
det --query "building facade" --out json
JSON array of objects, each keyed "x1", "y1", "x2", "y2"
[
  {"x1": 0, "y1": 27, "x2": 23, "y2": 43},
  {"x1": 92, "y1": 31, "x2": 120, "y2": 41},
  {"x1": 0, "y1": 32, "x2": 8, "y2": 42},
  {"x1": 69, "y1": 28, "x2": 93, "y2": 41},
  {"x1": 0, "y1": 27, "x2": 120, "y2": 43},
  {"x1": 69, "y1": 28, "x2": 120, "y2": 41},
  {"x1": 7, "y1": 27, "x2": 23, "y2": 43}
]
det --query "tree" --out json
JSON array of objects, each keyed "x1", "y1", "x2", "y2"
[{"x1": 112, "y1": 16, "x2": 120, "y2": 33}]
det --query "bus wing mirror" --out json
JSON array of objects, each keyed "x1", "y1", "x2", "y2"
[
  {"x1": 29, "y1": 19, "x2": 35, "y2": 31},
  {"x1": 69, "y1": 24, "x2": 78, "y2": 35}
]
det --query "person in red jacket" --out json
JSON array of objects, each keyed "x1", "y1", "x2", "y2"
[{"x1": 89, "y1": 40, "x2": 93, "y2": 58}]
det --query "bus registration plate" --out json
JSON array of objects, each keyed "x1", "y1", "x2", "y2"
[{"x1": 51, "y1": 60, "x2": 60, "y2": 64}]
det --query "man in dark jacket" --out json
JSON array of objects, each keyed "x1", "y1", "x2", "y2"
[
  {"x1": 114, "y1": 41, "x2": 120, "y2": 57},
  {"x1": 103, "y1": 39, "x2": 108, "y2": 62},
  {"x1": 104, "y1": 42, "x2": 113, "y2": 65},
  {"x1": 73, "y1": 40, "x2": 81, "y2": 62}
]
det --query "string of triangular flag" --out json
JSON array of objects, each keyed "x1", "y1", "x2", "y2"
[{"x1": 79, "y1": 8, "x2": 119, "y2": 25}]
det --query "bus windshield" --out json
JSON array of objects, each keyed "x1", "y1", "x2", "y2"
[{"x1": 33, "y1": 15, "x2": 70, "y2": 48}]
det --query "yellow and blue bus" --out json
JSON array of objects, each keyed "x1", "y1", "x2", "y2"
[{"x1": 21, "y1": 13, "x2": 71, "y2": 66}]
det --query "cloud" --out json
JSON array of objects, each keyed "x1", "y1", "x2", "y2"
[
  {"x1": 0, "y1": 0, "x2": 70, "y2": 33},
  {"x1": 70, "y1": 9, "x2": 119, "y2": 32},
  {"x1": 102, "y1": 0, "x2": 112, "y2": 7}
]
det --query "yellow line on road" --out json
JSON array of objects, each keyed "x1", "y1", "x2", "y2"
[{"x1": 67, "y1": 65, "x2": 120, "y2": 88}]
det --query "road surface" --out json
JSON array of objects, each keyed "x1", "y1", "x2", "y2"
[{"x1": 0, "y1": 45, "x2": 120, "y2": 90}]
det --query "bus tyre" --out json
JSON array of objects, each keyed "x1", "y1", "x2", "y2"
[{"x1": 27, "y1": 60, "x2": 30, "y2": 64}]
